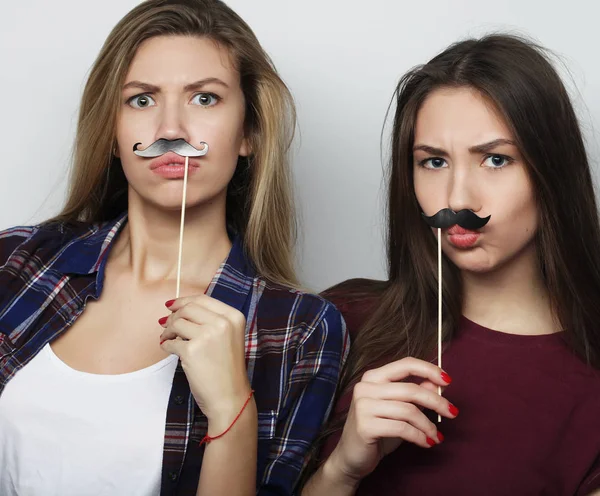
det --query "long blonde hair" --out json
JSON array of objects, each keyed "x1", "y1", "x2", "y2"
[{"x1": 53, "y1": 0, "x2": 298, "y2": 287}]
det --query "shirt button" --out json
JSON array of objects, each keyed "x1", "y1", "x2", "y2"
[
  {"x1": 174, "y1": 395, "x2": 185, "y2": 405},
  {"x1": 169, "y1": 471, "x2": 178, "y2": 482}
]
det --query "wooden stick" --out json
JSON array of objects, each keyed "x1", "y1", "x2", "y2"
[
  {"x1": 175, "y1": 156, "x2": 189, "y2": 298},
  {"x1": 438, "y1": 227, "x2": 442, "y2": 422}
]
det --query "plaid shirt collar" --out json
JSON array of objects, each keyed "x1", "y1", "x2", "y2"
[{"x1": 48, "y1": 213, "x2": 257, "y2": 309}]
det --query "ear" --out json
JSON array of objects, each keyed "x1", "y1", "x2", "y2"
[
  {"x1": 113, "y1": 141, "x2": 120, "y2": 158},
  {"x1": 238, "y1": 136, "x2": 250, "y2": 157}
]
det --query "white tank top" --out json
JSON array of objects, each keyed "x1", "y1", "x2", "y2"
[{"x1": 0, "y1": 343, "x2": 178, "y2": 496}]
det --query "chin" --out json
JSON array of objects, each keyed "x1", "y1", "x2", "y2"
[
  {"x1": 446, "y1": 250, "x2": 496, "y2": 274},
  {"x1": 133, "y1": 185, "x2": 225, "y2": 211}
]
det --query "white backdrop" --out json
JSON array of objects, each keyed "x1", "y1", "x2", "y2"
[{"x1": 1, "y1": 1, "x2": 599, "y2": 291}]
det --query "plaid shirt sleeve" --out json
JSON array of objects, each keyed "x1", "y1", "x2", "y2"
[{"x1": 258, "y1": 301, "x2": 349, "y2": 495}]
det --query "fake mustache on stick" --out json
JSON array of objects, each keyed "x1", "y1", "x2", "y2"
[
  {"x1": 422, "y1": 208, "x2": 491, "y2": 230},
  {"x1": 133, "y1": 139, "x2": 209, "y2": 157}
]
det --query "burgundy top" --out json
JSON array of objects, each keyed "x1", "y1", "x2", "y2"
[{"x1": 321, "y1": 296, "x2": 600, "y2": 495}]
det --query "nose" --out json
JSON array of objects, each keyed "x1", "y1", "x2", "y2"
[
  {"x1": 447, "y1": 165, "x2": 482, "y2": 214},
  {"x1": 154, "y1": 99, "x2": 191, "y2": 144}
]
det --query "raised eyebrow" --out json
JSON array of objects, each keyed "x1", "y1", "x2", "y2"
[
  {"x1": 469, "y1": 138, "x2": 517, "y2": 154},
  {"x1": 122, "y1": 81, "x2": 160, "y2": 93},
  {"x1": 413, "y1": 144, "x2": 449, "y2": 158},
  {"x1": 184, "y1": 78, "x2": 230, "y2": 92}
]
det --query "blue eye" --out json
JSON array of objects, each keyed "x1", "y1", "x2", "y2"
[
  {"x1": 191, "y1": 93, "x2": 219, "y2": 107},
  {"x1": 483, "y1": 154, "x2": 512, "y2": 169},
  {"x1": 421, "y1": 157, "x2": 448, "y2": 169},
  {"x1": 128, "y1": 94, "x2": 156, "y2": 109}
]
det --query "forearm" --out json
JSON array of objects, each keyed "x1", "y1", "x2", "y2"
[
  {"x1": 196, "y1": 400, "x2": 258, "y2": 496},
  {"x1": 301, "y1": 456, "x2": 359, "y2": 496}
]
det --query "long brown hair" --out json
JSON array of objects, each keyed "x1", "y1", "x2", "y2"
[
  {"x1": 50, "y1": 0, "x2": 298, "y2": 287},
  {"x1": 306, "y1": 34, "x2": 600, "y2": 476}
]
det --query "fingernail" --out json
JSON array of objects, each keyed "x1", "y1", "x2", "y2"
[
  {"x1": 437, "y1": 431, "x2": 444, "y2": 443},
  {"x1": 426, "y1": 437, "x2": 436, "y2": 447},
  {"x1": 158, "y1": 316, "x2": 168, "y2": 326},
  {"x1": 441, "y1": 371, "x2": 452, "y2": 384},
  {"x1": 165, "y1": 299, "x2": 175, "y2": 308},
  {"x1": 448, "y1": 403, "x2": 459, "y2": 416}
]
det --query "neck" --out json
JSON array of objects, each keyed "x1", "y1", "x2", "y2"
[
  {"x1": 461, "y1": 245, "x2": 560, "y2": 335},
  {"x1": 109, "y1": 192, "x2": 232, "y2": 290}
]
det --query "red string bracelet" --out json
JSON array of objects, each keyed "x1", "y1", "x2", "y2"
[{"x1": 200, "y1": 389, "x2": 255, "y2": 446}]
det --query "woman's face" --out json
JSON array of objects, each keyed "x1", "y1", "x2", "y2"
[
  {"x1": 413, "y1": 86, "x2": 538, "y2": 274},
  {"x1": 115, "y1": 35, "x2": 249, "y2": 211}
]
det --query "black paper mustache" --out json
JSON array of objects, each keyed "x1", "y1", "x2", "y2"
[
  {"x1": 422, "y1": 208, "x2": 491, "y2": 230},
  {"x1": 133, "y1": 139, "x2": 209, "y2": 157}
]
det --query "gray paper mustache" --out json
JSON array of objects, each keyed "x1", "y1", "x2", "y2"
[{"x1": 133, "y1": 139, "x2": 209, "y2": 157}]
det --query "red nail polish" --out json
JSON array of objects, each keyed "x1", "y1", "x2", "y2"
[
  {"x1": 158, "y1": 316, "x2": 168, "y2": 325},
  {"x1": 437, "y1": 431, "x2": 444, "y2": 443},
  {"x1": 441, "y1": 371, "x2": 452, "y2": 384},
  {"x1": 448, "y1": 403, "x2": 459, "y2": 416},
  {"x1": 426, "y1": 437, "x2": 436, "y2": 447},
  {"x1": 165, "y1": 299, "x2": 175, "y2": 308}
]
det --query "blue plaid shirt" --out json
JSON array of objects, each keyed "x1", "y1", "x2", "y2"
[{"x1": 0, "y1": 214, "x2": 349, "y2": 495}]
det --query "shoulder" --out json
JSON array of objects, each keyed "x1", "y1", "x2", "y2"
[
  {"x1": 0, "y1": 225, "x2": 39, "y2": 267},
  {"x1": 253, "y1": 278, "x2": 349, "y2": 350},
  {"x1": 0, "y1": 222, "x2": 77, "y2": 269},
  {"x1": 0, "y1": 219, "x2": 105, "y2": 271},
  {"x1": 321, "y1": 277, "x2": 385, "y2": 340},
  {"x1": 259, "y1": 278, "x2": 345, "y2": 328}
]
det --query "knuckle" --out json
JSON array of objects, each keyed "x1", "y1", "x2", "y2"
[
  {"x1": 403, "y1": 403, "x2": 420, "y2": 418},
  {"x1": 230, "y1": 309, "x2": 246, "y2": 328},
  {"x1": 171, "y1": 316, "x2": 184, "y2": 330},
  {"x1": 361, "y1": 369, "x2": 376, "y2": 383},
  {"x1": 353, "y1": 382, "x2": 367, "y2": 400},
  {"x1": 186, "y1": 340, "x2": 200, "y2": 357},
  {"x1": 394, "y1": 421, "x2": 410, "y2": 437},
  {"x1": 178, "y1": 305, "x2": 193, "y2": 320},
  {"x1": 403, "y1": 383, "x2": 420, "y2": 399},
  {"x1": 401, "y1": 357, "x2": 417, "y2": 367},
  {"x1": 354, "y1": 397, "x2": 371, "y2": 416},
  {"x1": 215, "y1": 316, "x2": 230, "y2": 333}
]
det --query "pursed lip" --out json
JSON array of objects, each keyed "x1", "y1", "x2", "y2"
[
  {"x1": 446, "y1": 224, "x2": 481, "y2": 248},
  {"x1": 447, "y1": 225, "x2": 480, "y2": 236},
  {"x1": 149, "y1": 152, "x2": 199, "y2": 170}
]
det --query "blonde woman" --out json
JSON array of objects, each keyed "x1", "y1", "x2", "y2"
[{"x1": 0, "y1": 1, "x2": 348, "y2": 495}]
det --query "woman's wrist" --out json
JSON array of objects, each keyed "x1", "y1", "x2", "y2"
[
  {"x1": 323, "y1": 446, "x2": 362, "y2": 491},
  {"x1": 205, "y1": 392, "x2": 257, "y2": 438}
]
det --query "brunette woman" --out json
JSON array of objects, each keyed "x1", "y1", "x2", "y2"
[{"x1": 303, "y1": 34, "x2": 600, "y2": 495}]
